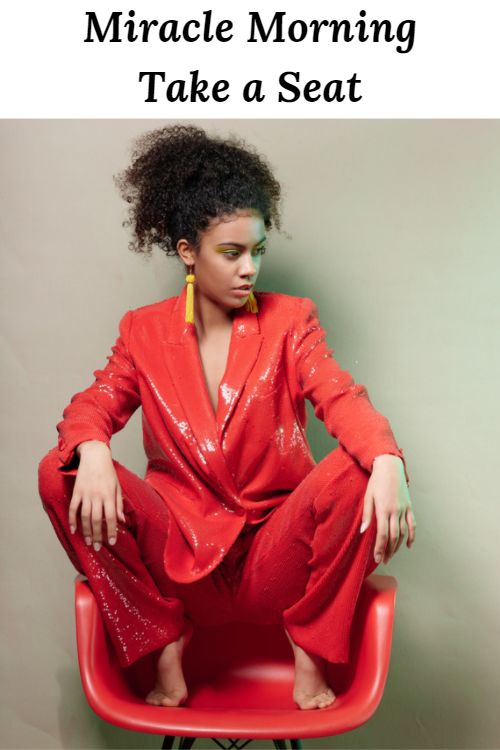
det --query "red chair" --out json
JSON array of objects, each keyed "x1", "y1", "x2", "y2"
[{"x1": 74, "y1": 573, "x2": 398, "y2": 749}]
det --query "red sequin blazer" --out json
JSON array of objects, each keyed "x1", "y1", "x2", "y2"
[{"x1": 55, "y1": 285, "x2": 409, "y2": 583}]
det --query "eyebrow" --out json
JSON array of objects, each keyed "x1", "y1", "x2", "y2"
[{"x1": 216, "y1": 237, "x2": 267, "y2": 249}]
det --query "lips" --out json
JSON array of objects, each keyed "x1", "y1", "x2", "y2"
[{"x1": 235, "y1": 285, "x2": 253, "y2": 290}]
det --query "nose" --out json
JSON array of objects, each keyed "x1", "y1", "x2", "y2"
[{"x1": 240, "y1": 254, "x2": 257, "y2": 279}]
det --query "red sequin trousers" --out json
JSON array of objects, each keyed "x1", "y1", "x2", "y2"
[{"x1": 38, "y1": 444, "x2": 379, "y2": 669}]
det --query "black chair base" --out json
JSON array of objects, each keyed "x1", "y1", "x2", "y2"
[{"x1": 162, "y1": 737, "x2": 304, "y2": 749}]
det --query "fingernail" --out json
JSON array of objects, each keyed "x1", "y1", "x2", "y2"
[
  {"x1": 70, "y1": 525, "x2": 75, "y2": 534},
  {"x1": 85, "y1": 537, "x2": 91, "y2": 546},
  {"x1": 375, "y1": 553, "x2": 382, "y2": 563},
  {"x1": 359, "y1": 520, "x2": 368, "y2": 534},
  {"x1": 93, "y1": 542, "x2": 101, "y2": 551},
  {"x1": 109, "y1": 537, "x2": 116, "y2": 545}
]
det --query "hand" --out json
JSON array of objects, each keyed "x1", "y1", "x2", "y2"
[
  {"x1": 68, "y1": 441, "x2": 126, "y2": 551},
  {"x1": 360, "y1": 455, "x2": 416, "y2": 564}
]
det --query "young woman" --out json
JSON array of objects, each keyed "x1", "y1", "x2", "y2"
[{"x1": 38, "y1": 124, "x2": 416, "y2": 711}]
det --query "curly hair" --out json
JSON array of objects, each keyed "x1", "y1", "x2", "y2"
[{"x1": 114, "y1": 124, "x2": 283, "y2": 258}]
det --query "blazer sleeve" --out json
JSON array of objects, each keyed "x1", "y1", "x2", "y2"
[
  {"x1": 55, "y1": 309, "x2": 141, "y2": 473},
  {"x1": 291, "y1": 297, "x2": 410, "y2": 485}
]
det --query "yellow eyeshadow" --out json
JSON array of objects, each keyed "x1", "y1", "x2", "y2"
[{"x1": 216, "y1": 245, "x2": 265, "y2": 252}]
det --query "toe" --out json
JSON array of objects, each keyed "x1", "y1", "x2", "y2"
[
  {"x1": 161, "y1": 690, "x2": 187, "y2": 707},
  {"x1": 303, "y1": 700, "x2": 317, "y2": 710},
  {"x1": 160, "y1": 696, "x2": 176, "y2": 706},
  {"x1": 303, "y1": 696, "x2": 320, "y2": 710},
  {"x1": 317, "y1": 690, "x2": 335, "y2": 708}
]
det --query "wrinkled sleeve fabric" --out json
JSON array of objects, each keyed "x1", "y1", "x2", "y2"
[
  {"x1": 292, "y1": 297, "x2": 410, "y2": 485},
  {"x1": 55, "y1": 309, "x2": 141, "y2": 473}
]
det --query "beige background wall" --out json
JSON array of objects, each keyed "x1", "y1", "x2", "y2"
[{"x1": 1, "y1": 120, "x2": 499, "y2": 748}]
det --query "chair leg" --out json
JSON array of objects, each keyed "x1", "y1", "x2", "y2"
[{"x1": 162, "y1": 736, "x2": 303, "y2": 749}]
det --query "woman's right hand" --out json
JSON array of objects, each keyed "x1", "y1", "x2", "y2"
[{"x1": 68, "y1": 440, "x2": 126, "y2": 550}]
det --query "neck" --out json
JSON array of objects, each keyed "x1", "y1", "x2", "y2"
[{"x1": 193, "y1": 289, "x2": 235, "y2": 339}]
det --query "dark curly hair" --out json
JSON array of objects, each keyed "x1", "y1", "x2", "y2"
[{"x1": 114, "y1": 124, "x2": 284, "y2": 258}]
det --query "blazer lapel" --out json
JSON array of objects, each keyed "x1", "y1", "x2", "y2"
[
  {"x1": 162, "y1": 285, "x2": 262, "y2": 497},
  {"x1": 215, "y1": 304, "x2": 262, "y2": 438}
]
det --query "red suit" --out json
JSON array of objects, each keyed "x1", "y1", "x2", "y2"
[{"x1": 38, "y1": 285, "x2": 409, "y2": 669}]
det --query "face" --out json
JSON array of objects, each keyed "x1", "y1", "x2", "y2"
[{"x1": 178, "y1": 210, "x2": 267, "y2": 311}]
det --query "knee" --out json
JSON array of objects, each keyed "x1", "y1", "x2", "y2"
[
  {"x1": 38, "y1": 446, "x2": 71, "y2": 508},
  {"x1": 316, "y1": 444, "x2": 369, "y2": 487},
  {"x1": 312, "y1": 445, "x2": 369, "y2": 519},
  {"x1": 340, "y1": 445, "x2": 371, "y2": 487}
]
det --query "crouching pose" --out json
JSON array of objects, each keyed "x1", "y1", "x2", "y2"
[{"x1": 38, "y1": 124, "x2": 416, "y2": 710}]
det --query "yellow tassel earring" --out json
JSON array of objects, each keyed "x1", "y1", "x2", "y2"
[
  {"x1": 185, "y1": 267, "x2": 195, "y2": 323},
  {"x1": 245, "y1": 290, "x2": 258, "y2": 313}
]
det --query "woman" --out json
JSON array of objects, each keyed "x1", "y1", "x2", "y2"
[{"x1": 38, "y1": 124, "x2": 416, "y2": 711}]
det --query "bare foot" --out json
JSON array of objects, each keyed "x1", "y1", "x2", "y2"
[
  {"x1": 285, "y1": 628, "x2": 336, "y2": 710},
  {"x1": 145, "y1": 626, "x2": 192, "y2": 707}
]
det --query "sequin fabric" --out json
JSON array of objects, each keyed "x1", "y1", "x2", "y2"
[
  {"x1": 39, "y1": 286, "x2": 409, "y2": 668},
  {"x1": 52, "y1": 285, "x2": 408, "y2": 585},
  {"x1": 39, "y1": 441, "x2": 384, "y2": 668},
  {"x1": 38, "y1": 449, "x2": 187, "y2": 668}
]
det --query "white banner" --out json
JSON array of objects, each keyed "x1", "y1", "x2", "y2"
[{"x1": 1, "y1": 0, "x2": 499, "y2": 117}]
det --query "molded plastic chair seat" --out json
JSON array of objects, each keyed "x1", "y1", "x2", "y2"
[{"x1": 74, "y1": 573, "x2": 397, "y2": 745}]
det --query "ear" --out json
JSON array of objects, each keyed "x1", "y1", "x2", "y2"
[{"x1": 176, "y1": 238, "x2": 196, "y2": 267}]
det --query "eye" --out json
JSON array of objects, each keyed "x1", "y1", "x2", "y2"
[{"x1": 222, "y1": 246, "x2": 267, "y2": 259}]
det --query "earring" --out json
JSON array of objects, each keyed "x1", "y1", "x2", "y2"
[
  {"x1": 245, "y1": 290, "x2": 258, "y2": 313},
  {"x1": 185, "y1": 266, "x2": 195, "y2": 323}
]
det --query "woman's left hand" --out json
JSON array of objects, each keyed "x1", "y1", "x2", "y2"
[{"x1": 360, "y1": 454, "x2": 416, "y2": 565}]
